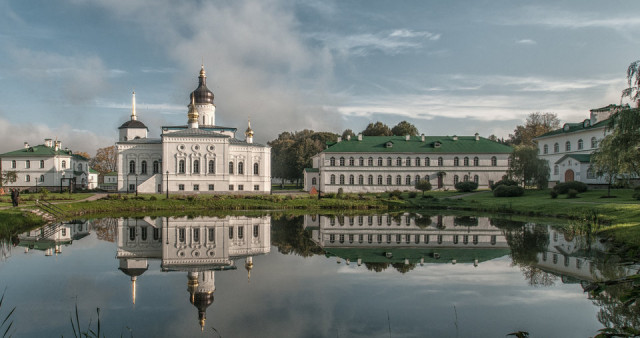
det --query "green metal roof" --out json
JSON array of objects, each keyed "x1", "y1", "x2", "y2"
[
  {"x1": 535, "y1": 119, "x2": 609, "y2": 139},
  {"x1": 89, "y1": 168, "x2": 99, "y2": 174},
  {"x1": 0, "y1": 145, "x2": 72, "y2": 157},
  {"x1": 72, "y1": 154, "x2": 89, "y2": 161},
  {"x1": 105, "y1": 172, "x2": 118, "y2": 176},
  {"x1": 324, "y1": 247, "x2": 510, "y2": 265},
  {"x1": 554, "y1": 154, "x2": 592, "y2": 164},
  {"x1": 323, "y1": 135, "x2": 513, "y2": 154}
]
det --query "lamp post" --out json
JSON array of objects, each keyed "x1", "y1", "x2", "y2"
[
  {"x1": 165, "y1": 171, "x2": 169, "y2": 199},
  {"x1": 35, "y1": 175, "x2": 38, "y2": 193},
  {"x1": 60, "y1": 172, "x2": 65, "y2": 194},
  {"x1": 135, "y1": 174, "x2": 138, "y2": 196}
]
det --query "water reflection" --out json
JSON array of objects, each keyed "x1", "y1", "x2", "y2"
[
  {"x1": 116, "y1": 216, "x2": 271, "y2": 330},
  {"x1": 17, "y1": 220, "x2": 91, "y2": 256}
]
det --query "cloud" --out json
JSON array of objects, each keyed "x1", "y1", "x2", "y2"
[
  {"x1": 516, "y1": 39, "x2": 536, "y2": 45},
  {"x1": 497, "y1": 7, "x2": 640, "y2": 31},
  {"x1": 309, "y1": 29, "x2": 440, "y2": 57}
]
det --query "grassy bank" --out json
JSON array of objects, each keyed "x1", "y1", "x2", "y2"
[{"x1": 0, "y1": 209, "x2": 47, "y2": 237}]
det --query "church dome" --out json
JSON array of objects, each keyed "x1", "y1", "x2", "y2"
[
  {"x1": 118, "y1": 120, "x2": 148, "y2": 130},
  {"x1": 190, "y1": 65, "x2": 214, "y2": 105}
]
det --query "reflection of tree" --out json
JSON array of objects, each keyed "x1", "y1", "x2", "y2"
[
  {"x1": 519, "y1": 266, "x2": 557, "y2": 287},
  {"x1": 454, "y1": 216, "x2": 478, "y2": 227},
  {"x1": 92, "y1": 218, "x2": 118, "y2": 243},
  {"x1": 494, "y1": 222, "x2": 549, "y2": 267},
  {"x1": 364, "y1": 262, "x2": 389, "y2": 272},
  {"x1": 589, "y1": 279, "x2": 640, "y2": 336},
  {"x1": 271, "y1": 215, "x2": 324, "y2": 257},
  {"x1": 392, "y1": 263, "x2": 416, "y2": 274}
]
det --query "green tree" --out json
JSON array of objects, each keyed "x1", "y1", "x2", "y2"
[
  {"x1": 508, "y1": 145, "x2": 549, "y2": 189},
  {"x1": 341, "y1": 129, "x2": 356, "y2": 140},
  {"x1": 391, "y1": 121, "x2": 419, "y2": 136},
  {"x1": 415, "y1": 179, "x2": 432, "y2": 196},
  {"x1": 1, "y1": 171, "x2": 17, "y2": 187},
  {"x1": 508, "y1": 112, "x2": 560, "y2": 146},
  {"x1": 591, "y1": 136, "x2": 629, "y2": 197},
  {"x1": 362, "y1": 121, "x2": 392, "y2": 136},
  {"x1": 621, "y1": 60, "x2": 640, "y2": 107}
]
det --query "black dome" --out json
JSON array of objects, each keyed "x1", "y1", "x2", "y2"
[
  {"x1": 191, "y1": 292, "x2": 214, "y2": 311},
  {"x1": 190, "y1": 67, "x2": 214, "y2": 104},
  {"x1": 118, "y1": 120, "x2": 148, "y2": 129}
]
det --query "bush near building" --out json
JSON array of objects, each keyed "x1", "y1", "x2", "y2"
[
  {"x1": 490, "y1": 179, "x2": 519, "y2": 190},
  {"x1": 493, "y1": 185, "x2": 525, "y2": 197},
  {"x1": 553, "y1": 181, "x2": 588, "y2": 194},
  {"x1": 454, "y1": 181, "x2": 478, "y2": 192}
]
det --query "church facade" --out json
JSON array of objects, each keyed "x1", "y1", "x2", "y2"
[{"x1": 116, "y1": 66, "x2": 271, "y2": 194}]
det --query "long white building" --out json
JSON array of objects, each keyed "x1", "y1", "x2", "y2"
[{"x1": 116, "y1": 66, "x2": 271, "y2": 194}]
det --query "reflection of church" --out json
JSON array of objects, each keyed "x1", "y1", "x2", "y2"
[
  {"x1": 116, "y1": 216, "x2": 270, "y2": 330},
  {"x1": 304, "y1": 214, "x2": 509, "y2": 268},
  {"x1": 18, "y1": 220, "x2": 91, "y2": 256}
]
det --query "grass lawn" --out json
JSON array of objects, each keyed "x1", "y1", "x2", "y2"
[{"x1": 0, "y1": 192, "x2": 96, "y2": 208}]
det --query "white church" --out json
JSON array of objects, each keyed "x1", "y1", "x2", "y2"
[{"x1": 116, "y1": 66, "x2": 271, "y2": 194}]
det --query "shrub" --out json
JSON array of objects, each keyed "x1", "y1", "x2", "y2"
[
  {"x1": 493, "y1": 185, "x2": 524, "y2": 197},
  {"x1": 389, "y1": 190, "x2": 403, "y2": 199},
  {"x1": 553, "y1": 181, "x2": 587, "y2": 194},
  {"x1": 491, "y1": 179, "x2": 519, "y2": 190},
  {"x1": 422, "y1": 195, "x2": 434, "y2": 199},
  {"x1": 454, "y1": 181, "x2": 478, "y2": 192},
  {"x1": 149, "y1": 195, "x2": 158, "y2": 201},
  {"x1": 550, "y1": 190, "x2": 558, "y2": 199},
  {"x1": 567, "y1": 189, "x2": 579, "y2": 199},
  {"x1": 337, "y1": 188, "x2": 344, "y2": 199},
  {"x1": 324, "y1": 193, "x2": 336, "y2": 199},
  {"x1": 633, "y1": 187, "x2": 640, "y2": 200},
  {"x1": 408, "y1": 191, "x2": 418, "y2": 198}
]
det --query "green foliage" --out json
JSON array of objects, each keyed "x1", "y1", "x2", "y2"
[
  {"x1": 389, "y1": 190, "x2": 402, "y2": 199},
  {"x1": 149, "y1": 195, "x2": 157, "y2": 201},
  {"x1": 454, "y1": 181, "x2": 478, "y2": 192},
  {"x1": 362, "y1": 121, "x2": 392, "y2": 136},
  {"x1": 0, "y1": 171, "x2": 17, "y2": 187},
  {"x1": 0, "y1": 290, "x2": 15, "y2": 338},
  {"x1": 508, "y1": 145, "x2": 549, "y2": 189},
  {"x1": 491, "y1": 178, "x2": 519, "y2": 190},
  {"x1": 508, "y1": 112, "x2": 560, "y2": 146},
  {"x1": 336, "y1": 188, "x2": 344, "y2": 199},
  {"x1": 414, "y1": 179, "x2": 432, "y2": 196},
  {"x1": 268, "y1": 130, "x2": 338, "y2": 183},
  {"x1": 567, "y1": 189, "x2": 579, "y2": 199},
  {"x1": 454, "y1": 216, "x2": 478, "y2": 227},
  {"x1": 390, "y1": 120, "x2": 419, "y2": 136},
  {"x1": 633, "y1": 187, "x2": 640, "y2": 200},
  {"x1": 550, "y1": 190, "x2": 558, "y2": 199},
  {"x1": 621, "y1": 60, "x2": 640, "y2": 106},
  {"x1": 341, "y1": 129, "x2": 356, "y2": 140},
  {"x1": 493, "y1": 185, "x2": 524, "y2": 197},
  {"x1": 553, "y1": 181, "x2": 588, "y2": 194},
  {"x1": 408, "y1": 191, "x2": 418, "y2": 198}
]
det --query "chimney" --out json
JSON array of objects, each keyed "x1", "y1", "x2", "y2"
[
  {"x1": 475, "y1": 133, "x2": 479, "y2": 141},
  {"x1": 421, "y1": 134, "x2": 425, "y2": 142},
  {"x1": 45, "y1": 139, "x2": 53, "y2": 147},
  {"x1": 357, "y1": 133, "x2": 362, "y2": 141},
  {"x1": 405, "y1": 135, "x2": 410, "y2": 141},
  {"x1": 337, "y1": 137, "x2": 342, "y2": 142},
  {"x1": 24, "y1": 142, "x2": 29, "y2": 149},
  {"x1": 452, "y1": 135, "x2": 458, "y2": 141}
]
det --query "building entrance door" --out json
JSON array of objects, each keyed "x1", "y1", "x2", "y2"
[
  {"x1": 437, "y1": 175, "x2": 443, "y2": 189},
  {"x1": 564, "y1": 169, "x2": 575, "y2": 182}
]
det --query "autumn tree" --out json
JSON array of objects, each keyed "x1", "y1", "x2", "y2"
[
  {"x1": 90, "y1": 146, "x2": 117, "y2": 175},
  {"x1": 508, "y1": 112, "x2": 560, "y2": 146},
  {"x1": 362, "y1": 121, "x2": 392, "y2": 136},
  {"x1": 74, "y1": 151, "x2": 91, "y2": 160},
  {"x1": 391, "y1": 120, "x2": 419, "y2": 136}
]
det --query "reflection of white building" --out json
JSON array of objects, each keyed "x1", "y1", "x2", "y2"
[
  {"x1": 18, "y1": 220, "x2": 91, "y2": 256},
  {"x1": 304, "y1": 214, "x2": 509, "y2": 266},
  {"x1": 116, "y1": 216, "x2": 270, "y2": 330}
]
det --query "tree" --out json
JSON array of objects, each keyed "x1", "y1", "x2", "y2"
[
  {"x1": 391, "y1": 121, "x2": 419, "y2": 136},
  {"x1": 90, "y1": 146, "x2": 117, "y2": 175},
  {"x1": 415, "y1": 179, "x2": 432, "y2": 196},
  {"x1": 341, "y1": 129, "x2": 356, "y2": 140},
  {"x1": 508, "y1": 112, "x2": 560, "y2": 146},
  {"x1": 362, "y1": 121, "x2": 392, "y2": 136},
  {"x1": 591, "y1": 136, "x2": 629, "y2": 197},
  {"x1": 621, "y1": 60, "x2": 640, "y2": 107},
  {"x1": 508, "y1": 145, "x2": 549, "y2": 189},
  {"x1": 74, "y1": 151, "x2": 91, "y2": 160},
  {"x1": 1, "y1": 171, "x2": 17, "y2": 187}
]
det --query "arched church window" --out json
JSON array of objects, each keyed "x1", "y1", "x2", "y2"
[
  {"x1": 312, "y1": 177, "x2": 317, "y2": 185},
  {"x1": 193, "y1": 160, "x2": 200, "y2": 174},
  {"x1": 153, "y1": 161, "x2": 159, "y2": 174},
  {"x1": 62, "y1": 160, "x2": 67, "y2": 169},
  {"x1": 253, "y1": 163, "x2": 259, "y2": 175},
  {"x1": 454, "y1": 157, "x2": 459, "y2": 166},
  {"x1": 228, "y1": 161, "x2": 234, "y2": 174},
  {"x1": 141, "y1": 161, "x2": 147, "y2": 174},
  {"x1": 437, "y1": 157, "x2": 443, "y2": 166},
  {"x1": 77, "y1": 163, "x2": 82, "y2": 171},
  {"x1": 491, "y1": 156, "x2": 497, "y2": 166},
  {"x1": 591, "y1": 137, "x2": 598, "y2": 148},
  {"x1": 330, "y1": 174, "x2": 336, "y2": 184},
  {"x1": 208, "y1": 160, "x2": 215, "y2": 174},
  {"x1": 179, "y1": 160, "x2": 185, "y2": 174},
  {"x1": 238, "y1": 162, "x2": 244, "y2": 175},
  {"x1": 129, "y1": 160, "x2": 135, "y2": 174},
  {"x1": 463, "y1": 157, "x2": 469, "y2": 166},
  {"x1": 473, "y1": 157, "x2": 479, "y2": 166},
  {"x1": 543, "y1": 144, "x2": 548, "y2": 154}
]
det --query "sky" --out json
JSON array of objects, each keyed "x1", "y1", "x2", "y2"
[{"x1": 0, "y1": 0, "x2": 639, "y2": 156}]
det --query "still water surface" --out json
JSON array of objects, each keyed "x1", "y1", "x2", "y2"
[{"x1": 0, "y1": 213, "x2": 637, "y2": 337}]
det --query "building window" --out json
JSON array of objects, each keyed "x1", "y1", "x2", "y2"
[
  {"x1": 229, "y1": 227, "x2": 234, "y2": 239},
  {"x1": 312, "y1": 177, "x2": 317, "y2": 185},
  {"x1": 591, "y1": 137, "x2": 598, "y2": 148},
  {"x1": 330, "y1": 175, "x2": 336, "y2": 184},
  {"x1": 454, "y1": 157, "x2": 459, "y2": 166},
  {"x1": 368, "y1": 157, "x2": 373, "y2": 166},
  {"x1": 358, "y1": 175, "x2": 363, "y2": 185},
  {"x1": 464, "y1": 175, "x2": 469, "y2": 182},
  {"x1": 578, "y1": 139, "x2": 584, "y2": 150},
  {"x1": 229, "y1": 161, "x2": 234, "y2": 174},
  {"x1": 554, "y1": 143, "x2": 559, "y2": 153},
  {"x1": 238, "y1": 226, "x2": 244, "y2": 239},
  {"x1": 368, "y1": 175, "x2": 373, "y2": 185},
  {"x1": 179, "y1": 228, "x2": 185, "y2": 242},
  {"x1": 40, "y1": 160, "x2": 44, "y2": 168},
  {"x1": 208, "y1": 228, "x2": 215, "y2": 242},
  {"x1": 349, "y1": 175, "x2": 354, "y2": 185},
  {"x1": 209, "y1": 160, "x2": 215, "y2": 174},
  {"x1": 425, "y1": 157, "x2": 430, "y2": 166},
  {"x1": 463, "y1": 157, "x2": 469, "y2": 166},
  {"x1": 387, "y1": 157, "x2": 392, "y2": 166},
  {"x1": 359, "y1": 157, "x2": 364, "y2": 166},
  {"x1": 349, "y1": 157, "x2": 354, "y2": 166},
  {"x1": 378, "y1": 175, "x2": 383, "y2": 185},
  {"x1": 396, "y1": 175, "x2": 402, "y2": 185},
  {"x1": 554, "y1": 165, "x2": 559, "y2": 175},
  {"x1": 378, "y1": 157, "x2": 383, "y2": 166},
  {"x1": 229, "y1": 185, "x2": 234, "y2": 191},
  {"x1": 405, "y1": 175, "x2": 411, "y2": 185},
  {"x1": 253, "y1": 163, "x2": 259, "y2": 175},
  {"x1": 209, "y1": 184, "x2": 214, "y2": 191},
  {"x1": 39, "y1": 175, "x2": 44, "y2": 182},
  {"x1": 129, "y1": 160, "x2": 135, "y2": 174},
  {"x1": 454, "y1": 175, "x2": 459, "y2": 184},
  {"x1": 253, "y1": 225, "x2": 259, "y2": 237},
  {"x1": 415, "y1": 157, "x2": 421, "y2": 166},
  {"x1": 339, "y1": 157, "x2": 345, "y2": 166},
  {"x1": 491, "y1": 156, "x2": 497, "y2": 166},
  {"x1": 254, "y1": 185, "x2": 259, "y2": 191},
  {"x1": 179, "y1": 160, "x2": 185, "y2": 174},
  {"x1": 192, "y1": 228, "x2": 199, "y2": 242},
  {"x1": 62, "y1": 160, "x2": 67, "y2": 169},
  {"x1": 11, "y1": 160, "x2": 16, "y2": 169},
  {"x1": 25, "y1": 175, "x2": 30, "y2": 182},
  {"x1": 415, "y1": 175, "x2": 421, "y2": 183},
  {"x1": 178, "y1": 184, "x2": 185, "y2": 191},
  {"x1": 473, "y1": 157, "x2": 479, "y2": 166},
  {"x1": 339, "y1": 175, "x2": 345, "y2": 185},
  {"x1": 238, "y1": 185, "x2": 244, "y2": 191},
  {"x1": 141, "y1": 161, "x2": 147, "y2": 174},
  {"x1": 543, "y1": 144, "x2": 548, "y2": 154},
  {"x1": 565, "y1": 141, "x2": 571, "y2": 151},
  {"x1": 330, "y1": 157, "x2": 336, "y2": 166},
  {"x1": 474, "y1": 175, "x2": 479, "y2": 183},
  {"x1": 193, "y1": 160, "x2": 199, "y2": 174},
  {"x1": 386, "y1": 175, "x2": 392, "y2": 185},
  {"x1": 406, "y1": 157, "x2": 412, "y2": 166},
  {"x1": 587, "y1": 168, "x2": 595, "y2": 179},
  {"x1": 25, "y1": 160, "x2": 30, "y2": 169},
  {"x1": 396, "y1": 157, "x2": 402, "y2": 166},
  {"x1": 153, "y1": 161, "x2": 159, "y2": 174},
  {"x1": 238, "y1": 162, "x2": 244, "y2": 175},
  {"x1": 438, "y1": 157, "x2": 443, "y2": 166},
  {"x1": 193, "y1": 184, "x2": 199, "y2": 191}
]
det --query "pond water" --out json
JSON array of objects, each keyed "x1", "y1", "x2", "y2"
[{"x1": 0, "y1": 213, "x2": 638, "y2": 337}]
